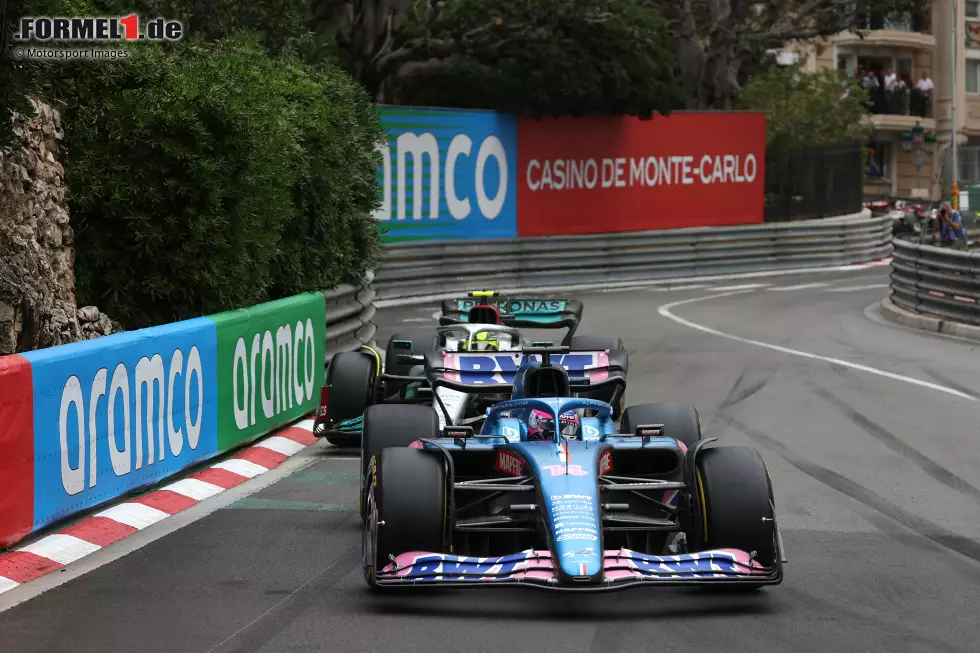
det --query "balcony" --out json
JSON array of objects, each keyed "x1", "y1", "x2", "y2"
[
  {"x1": 831, "y1": 10, "x2": 935, "y2": 50},
  {"x1": 863, "y1": 87, "x2": 937, "y2": 132}
]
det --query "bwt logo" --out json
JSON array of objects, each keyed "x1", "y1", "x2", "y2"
[
  {"x1": 453, "y1": 353, "x2": 597, "y2": 385},
  {"x1": 373, "y1": 132, "x2": 509, "y2": 222},
  {"x1": 59, "y1": 347, "x2": 204, "y2": 496},
  {"x1": 232, "y1": 319, "x2": 318, "y2": 430}
]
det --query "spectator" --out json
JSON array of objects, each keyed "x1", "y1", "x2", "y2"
[
  {"x1": 938, "y1": 203, "x2": 967, "y2": 249},
  {"x1": 915, "y1": 72, "x2": 933, "y2": 117}
]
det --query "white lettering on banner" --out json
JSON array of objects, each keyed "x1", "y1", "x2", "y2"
[
  {"x1": 233, "y1": 319, "x2": 316, "y2": 431},
  {"x1": 527, "y1": 154, "x2": 758, "y2": 191},
  {"x1": 374, "y1": 132, "x2": 509, "y2": 222},
  {"x1": 59, "y1": 347, "x2": 205, "y2": 496}
]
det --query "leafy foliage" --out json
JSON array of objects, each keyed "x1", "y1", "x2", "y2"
[
  {"x1": 392, "y1": 0, "x2": 682, "y2": 116},
  {"x1": 653, "y1": 0, "x2": 931, "y2": 109},
  {"x1": 738, "y1": 64, "x2": 869, "y2": 149},
  {"x1": 64, "y1": 38, "x2": 383, "y2": 327}
]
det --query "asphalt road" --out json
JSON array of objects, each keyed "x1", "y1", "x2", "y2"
[{"x1": 3, "y1": 267, "x2": 980, "y2": 652}]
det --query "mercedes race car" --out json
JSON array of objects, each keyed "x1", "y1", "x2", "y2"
[
  {"x1": 313, "y1": 292, "x2": 628, "y2": 446},
  {"x1": 360, "y1": 346, "x2": 785, "y2": 592}
]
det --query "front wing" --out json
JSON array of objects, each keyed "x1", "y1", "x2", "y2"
[{"x1": 373, "y1": 548, "x2": 781, "y2": 591}]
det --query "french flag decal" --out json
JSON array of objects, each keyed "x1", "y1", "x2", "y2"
[{"x1": 579, "y1": 563, "x2": 588, "y2": 575}]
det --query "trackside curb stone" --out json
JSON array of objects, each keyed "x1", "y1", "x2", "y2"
[
  {"x1": 0, "y1": 417, "x2": 319, "y2": 596},
  {"x1": 879, "y1": 297, "x2": 980, "y2": 343}
]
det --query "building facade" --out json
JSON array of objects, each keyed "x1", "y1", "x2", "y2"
[{"x1": 782, "y1": 1, "x2": 980, "y2": 203}]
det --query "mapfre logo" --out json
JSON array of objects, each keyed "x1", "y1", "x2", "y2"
[{"x1": 494, "y1": 450, "x2": 525, "y2": 477}]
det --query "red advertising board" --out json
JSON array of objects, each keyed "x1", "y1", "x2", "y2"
[
  {"x1": 516, "y1": 112, "x2": 766, "y2": 237},
  {"x1": 0, "y1": 355, "x2": 34, "y2": 548}
]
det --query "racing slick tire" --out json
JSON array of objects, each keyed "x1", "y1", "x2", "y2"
[
  {"x1": 568, "y1": 335, "x2": 626, "y2": 418},
  {"x1": 364, "y1": 447, "x2": 448, "y2": 589},
  {"x1": 323, "y1": 351, "x2": 375, "y2": 447},
  {"x1": 384, "y1": 331, "x2": 440, "y2": 378},
  {"x1": 620, "y1": 403, "x2": 702, "y2": 450},
  {"x1": 691, "y1": 446, "x2": 777, "y2": 591},
  {"x1": 360, "y1": 404, "x2": 440, "y2": 521}
]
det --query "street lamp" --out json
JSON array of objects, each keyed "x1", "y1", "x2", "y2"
[{"x1": 902, "y1": 121, "x2": 935, "y2": 197}]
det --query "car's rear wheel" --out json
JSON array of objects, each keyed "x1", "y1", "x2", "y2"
[
  {"x1": 689, "y1": 446, "x2": 778, "y2": 591},
  {"x1": 323, "y1": 351, "x2": 375, "y2": 447},
  {"x1": 364, "y1": 447, "x2": 448, "y2": 589},
  {"x1": 620, "y1": 403, "x2": 702, "y2": 450},
  {"x1": 360, "y1": 404, "x2": 440, "y2": 520}
]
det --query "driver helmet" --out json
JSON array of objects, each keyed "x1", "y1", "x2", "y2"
[
  {"x1": 462, "y1": 330, "x2": 498, "y2": 351},
  {"x1": 527, "y1": 409, "x2": 580, "y2": 440}
]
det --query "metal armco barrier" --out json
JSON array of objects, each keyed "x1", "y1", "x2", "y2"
[
  {"x1": 373, "y1": 211, "x2": 892, "y2": 300},
  {"x1": 323, "y1": 270, "x2": 378, "y2": 358},
  {"x1": 890, "y1": 239, "x2": 980, "y2": 325}
]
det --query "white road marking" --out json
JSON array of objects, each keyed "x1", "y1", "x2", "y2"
[
  {"x1": 211, "y1": 458, "x2": 269, "y2": 479},
  {"x1": 767, "y1": 283, "x2": 830, "y2": 292},
  {"x1": 376, "y1": 262, "x2": 891, "y2": 308},
  {"x1": 255, "y1": 435, "x2": 308, "y2": 457},
  {"x1": 399, "y1": 317, "x2": 432, "y2": 323},
  {"x1": 19, "y1": 535, "x2": 101, "y2": 565},
  {"x1": 94, "y1": 503, "x2": 170, "y2": 530},
  {"x1": 657, "y1": 291, "x2": 977, "y2": 402},
  {"x1": 292, "y1": 418, "x2": 316, "y2": 432},
  {"x1": 599, "y1": 286, "x2": 657, "y2": 293},
  {"x1": 430, "y1": 310, "x2": 441, "y2": 319},
  {"x1": 647, "y1": 284, "x2": 712, "y2": 292},
  {"x1": 709, "y1": 284, "x2": 770, "y2": 291},
  {"x1": 826, "y1": 284, "x2": 890, "y2": 292},
  {"x1": 0, "y1": 578, "x2": 19, "y2": 594},
  {"x1": 164, "y1": 478, "x2": 225, "y2": 501}
]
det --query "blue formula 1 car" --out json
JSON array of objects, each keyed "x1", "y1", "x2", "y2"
[
  {"x1": 314, "y1": 292, "x2": 627, "y2": 446},
  {"x1": 360, "y1": 346, "x2": 785, "y2": 592}
]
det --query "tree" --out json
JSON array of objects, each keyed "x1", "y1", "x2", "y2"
[
  {"x1": 326, "y1": 0, "x2": 680, "y2": 109},
  {"x1": 392, "y1": 0, "x2": 682, "y2": 116},
  {"x1": 738, "y1": 63, "x2": 869, "y2": 149},
  {"x1": 651, "y1": 0, "x2": 930, "y2": 110}
]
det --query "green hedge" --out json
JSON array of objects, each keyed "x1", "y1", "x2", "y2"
[{"x1": 61, "y1": 38, "x2": 384, "y2": 329}]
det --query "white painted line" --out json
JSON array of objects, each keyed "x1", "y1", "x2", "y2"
[
  {"x1": 648, "y1": 284, "x2": 712, "y2": 292},
  {"x1": 826, "y1": 284, "x2": 890, "y2": 292},
  {"x1": 708, "y1": 284, "x2": 770, "y2": 291},
  {"x1": 400, "y1": 317, "x2": 432, "y2": 323},
  {"x1": 164, "y1": 478, "x2": 225, "y2": 501},
  {"x1": 598, "y1": 286, "x2": 656, "y2": 293},
  {"x1": 94, "y1": 503, "x2": 170, "y2": 530},
  {"x1": 211, "y1": 458, "x2": 269, "y2": 479},
  {"x1": 430, "y1": 310, "x2": 440, "y2": 319},
  {"x1": 0, "y1": 578, "x2": 19, "y2": 595},
  {"x1": 657, "y1": 291, "x2": 977, "y2": 402},
  {"x1": 19, "y1": 534, "x2": 101, "y2": 565},
  {"x1": 766, "y1": 283, "x2": 830, "y2": 292},
  {"x1": 292, "y1": 418, "x2": 316, "y2": 432},
  {"x1": 255, "y1": 435, "x2": 307, "y2": 457},
  {"x1": 376, "y1": 261, "x2": 889, "y2": 308}
]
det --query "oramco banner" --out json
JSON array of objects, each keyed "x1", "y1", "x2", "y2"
[
  {"x1": 375, "y1": 106, "x2": 519, "y2": 242},
  {"x1": 0, "y1": 292, "x2": 325, "y2": 546},
  {"x1": 210, "y1": 294, "x2": 325, "y2": 451}
]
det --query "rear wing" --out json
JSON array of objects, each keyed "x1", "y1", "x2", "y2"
[
  {"x1": 423, "y1": 348, "x2": 626, "y2": 394},
  {"x1": 440, "y1": 292, "x2": 582, "y2": 341}
]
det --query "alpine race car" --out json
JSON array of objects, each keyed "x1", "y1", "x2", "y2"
[
  {"x1": 313, "y1": 293, "x2": 628, "y2": 445},
  {"x1": 359, "y1": 346, "x2": 786, "y2": 592}
]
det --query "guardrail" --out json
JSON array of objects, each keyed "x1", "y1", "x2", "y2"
[
  {"x1": 889, "y1": 238, "x2": 980, "y2": 325},
  {"x1": 323, "y1": 271, "x2": 378, "y2": 358},
  {"x1": 374, "y1": 211, "x2": 892, "y2": 300}
]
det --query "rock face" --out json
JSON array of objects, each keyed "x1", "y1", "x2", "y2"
[{"x1": 0, "y1": 98, "x2": 117, "y2": 355}]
